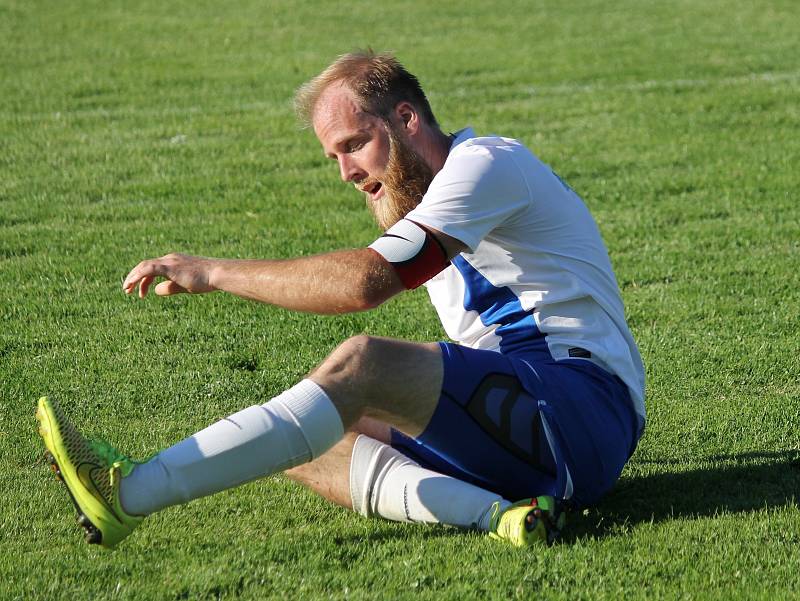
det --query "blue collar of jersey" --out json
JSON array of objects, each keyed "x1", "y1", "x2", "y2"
[{"x1": 449, "y1": 127, "x2": 477, "y2": 151}]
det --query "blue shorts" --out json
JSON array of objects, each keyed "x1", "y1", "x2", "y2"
[{"x1": 391, "y1": 342, "x2": 641, "y2": 507}]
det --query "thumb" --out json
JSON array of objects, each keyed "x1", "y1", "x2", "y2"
[{"x1": 155, "y1": 280, "x2": 188, "y2": 296}]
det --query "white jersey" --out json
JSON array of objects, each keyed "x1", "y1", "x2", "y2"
[{"x1": 406, "y1": 127, "x2": 646, "y2": 428}]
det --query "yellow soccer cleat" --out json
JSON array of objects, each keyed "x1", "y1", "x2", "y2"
[
  {"x1": 35, "y1": 396, "x2": 144, "y2": 549},
  {"x1": 488, "y1": 496, "x2": 566, "y2": 547}
]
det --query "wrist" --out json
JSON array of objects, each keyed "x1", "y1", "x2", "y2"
[{"x1": 206, "y1": 258, "x2": 225, "y2": 292}]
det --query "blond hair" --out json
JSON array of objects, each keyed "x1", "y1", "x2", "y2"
[{"x1": 294, "y1": 50, "x2": 438, "y2": 128}]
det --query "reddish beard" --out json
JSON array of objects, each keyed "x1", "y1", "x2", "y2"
[{"x1": 367, "y1": 127, "x2": 434, "y2": 231}]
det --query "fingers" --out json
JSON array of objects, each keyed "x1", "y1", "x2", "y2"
[
  {"x1": 155, "y1": 280, "x2": 187, "y2": 296},
  {"x1": 123, "y1": 259, "x2": 163, "y2": 295},
  {"x1": 138, "y1": 275, "x2": 154, "y2": 298},
  {"x1": 123, "y1": 255, "x2": 177, "y2": 297},
  {"x1": 122, "y1": 254, "x2": 203, "y2": 299},
  {"x1": 122, "y1": 271, "x2": 138, "y2": 295}
]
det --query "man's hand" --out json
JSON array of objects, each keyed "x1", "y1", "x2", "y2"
[{"x1": 123, "y1": 253, "x2": 217, "y2": 298}]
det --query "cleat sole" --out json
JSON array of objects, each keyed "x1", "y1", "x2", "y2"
[
  {"x1": 46, "y1": 452, "x2": 63, "y2": 481},
  {"x1": 44, "y1": 450, "x2": 104, "y2": 546}
]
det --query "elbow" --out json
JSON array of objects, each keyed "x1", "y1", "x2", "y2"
[
  {"x1": 351, "y1": 273, "x2": 402, "y2": 312},
  {"x1": 341, "y1": 251, "x2": 406, "y2": 313},
  {"x1": 352, "y1": 286, "x2": 392, "y2": 312}
]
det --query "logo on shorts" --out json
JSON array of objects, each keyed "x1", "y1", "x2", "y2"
[{"x1": 467, "y1": 373, "x2": 557, "y2": 476}]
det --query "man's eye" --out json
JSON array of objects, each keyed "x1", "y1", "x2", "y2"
[{"x1": 346, "y1": 140, "x2": 364, "y2": 153}]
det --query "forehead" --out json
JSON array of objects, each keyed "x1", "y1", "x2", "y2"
[{"x1": 312, "y1": 83, "x2": 376, "y2": 148}]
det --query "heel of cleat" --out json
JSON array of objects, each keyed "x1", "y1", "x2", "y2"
[
  {"x1": 489, "y1": 495, "x2": 567, "y2": 548},
  {"x1": 524, "y1": 496, "x2": 567, "y2": 545}
]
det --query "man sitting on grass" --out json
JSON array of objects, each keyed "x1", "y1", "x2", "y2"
[{"x1": 36, "y1": 50, "x2": 645, "y2": 549}]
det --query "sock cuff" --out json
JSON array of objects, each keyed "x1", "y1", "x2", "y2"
[
  {"x1": 349, "y1": 434, "x2": 417, "y2": 517},
  {"x1": 270, "y1": 379, "x2": 344, "y2": 459},
  {"x1": 349, "y1": 434, "x2": 386, "y2": 517}
]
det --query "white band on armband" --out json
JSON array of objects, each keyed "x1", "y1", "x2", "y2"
[{"x1": 368, "y1": 219, "x2": 428, "y2": 263}]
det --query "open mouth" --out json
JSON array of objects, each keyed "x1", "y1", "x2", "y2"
[{"x1": 360, "y1": 181, "x2": 384, "y2": 201}]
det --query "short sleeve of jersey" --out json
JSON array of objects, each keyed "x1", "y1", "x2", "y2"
[{"x1": 405, "y1": 137, "x2": 531, "y2": 252}]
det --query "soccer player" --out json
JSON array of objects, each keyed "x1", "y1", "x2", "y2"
[{"x1": 36, "y1": 50, "x2": 645, "y2": 549}]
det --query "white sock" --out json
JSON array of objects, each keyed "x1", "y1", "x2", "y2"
[
  {"x1": 120, "y1": 379, "x2": 343, "y2": 516},
  {"x1": 349, "y1": 434, "x2": 510, "y2": 531}
]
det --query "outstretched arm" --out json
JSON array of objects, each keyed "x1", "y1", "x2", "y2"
[
  {"x1": 123, "y1": 248, "x2": 404, "y2": 314},
  {"x1": 123, "y1": 224, "x2": 466, "y2": 315}
]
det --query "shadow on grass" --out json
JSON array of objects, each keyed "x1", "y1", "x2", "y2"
[{"x1": 564, "y1": 450, "x2": 800, "y2": 541}]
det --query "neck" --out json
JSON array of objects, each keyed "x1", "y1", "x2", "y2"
[{"x1": 417, "y1": 126, "x2": 453, "y2": 176}]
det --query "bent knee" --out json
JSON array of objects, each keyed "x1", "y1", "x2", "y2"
[
  {"x1": 339, "y1": 334, "x2": 379, "y2": 356},
  {"x1": 318, "y1": 335, "x2": 382, "y2": 379}
]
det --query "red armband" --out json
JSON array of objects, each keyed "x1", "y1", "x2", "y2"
[{"x1": 368, "y1": 219, "x2": 450, "y2": 289}]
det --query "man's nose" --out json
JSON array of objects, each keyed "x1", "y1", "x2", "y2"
[{"x1": 338, "y1": 155, "x2": 363, "y2": 183}]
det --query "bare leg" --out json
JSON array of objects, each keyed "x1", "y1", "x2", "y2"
[
  {"x1": 284, "y1": 336, "x2": 442, "y2": 508},
  {"x1": 309, "y1": 335, "x2": 443, "y2": 435},
  {"x1": 284, "y1": 417, "x2": 391, "y2": 509}
]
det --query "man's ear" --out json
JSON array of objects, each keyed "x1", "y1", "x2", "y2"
[{"x1": 394, "y1": 101, "x2": 420, "y2": 135}]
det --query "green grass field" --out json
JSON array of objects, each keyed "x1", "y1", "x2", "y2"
[{"x1": 2, "y1": 0, "x2": 800, "y2": 598}]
